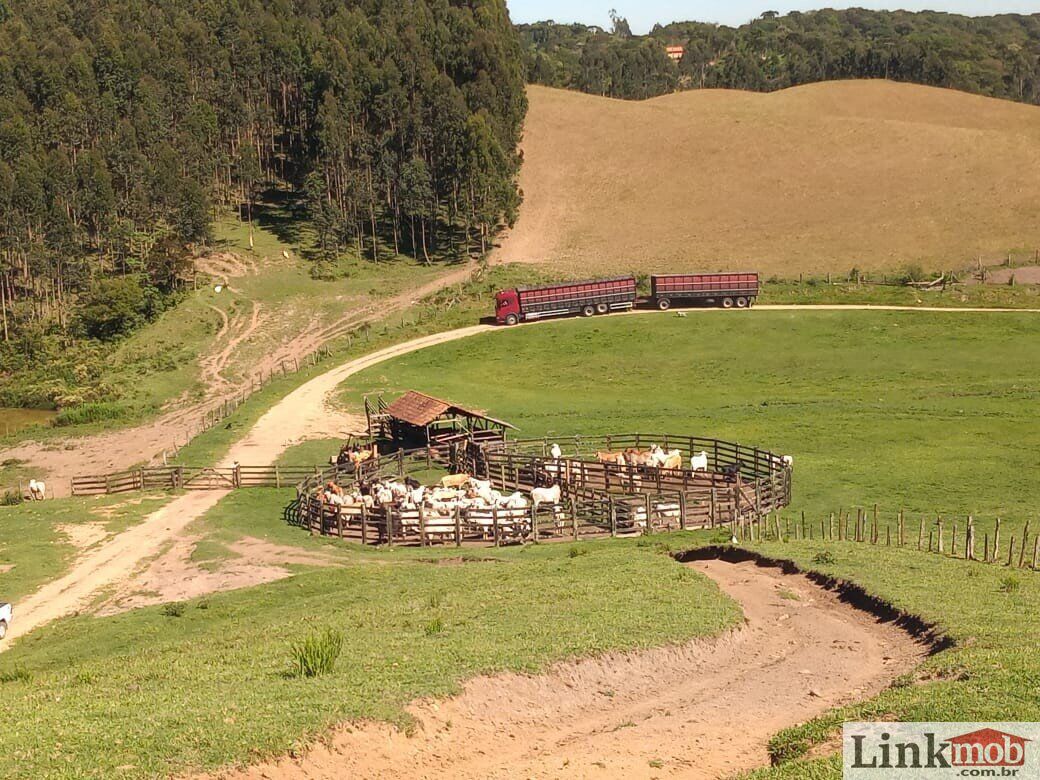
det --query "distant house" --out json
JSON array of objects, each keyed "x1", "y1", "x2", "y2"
[{"x1": 665, "y1": 45, "x2": 684, "y2": 62}]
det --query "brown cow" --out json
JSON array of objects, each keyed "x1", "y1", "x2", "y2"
[{"x1": 596, "y1": 451, "x2": 626, "y2": 465}]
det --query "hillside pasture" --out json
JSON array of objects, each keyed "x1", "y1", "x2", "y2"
[{"x1": 498, "y1": 82, "x2": 1040, "y2": 275}]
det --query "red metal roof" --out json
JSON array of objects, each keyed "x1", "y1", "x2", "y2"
[{"x1": 383, "y1": 391, "x2": 515, "y2": 429}]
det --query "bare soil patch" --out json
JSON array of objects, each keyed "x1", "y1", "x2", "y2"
[
  {"x1": 56, "y1": 522, "x2": 109, "y2": 551},
  {"x1": 99, "y1": 536, "x2": 339, "y2": 615},
  {"x1": 204, "y1": 558, "x2": 928, "y2": 780}
]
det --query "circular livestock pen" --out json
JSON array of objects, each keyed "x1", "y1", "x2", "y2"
[{"x1": 294, "y1": 433, "x2": 792, "y2": 547}]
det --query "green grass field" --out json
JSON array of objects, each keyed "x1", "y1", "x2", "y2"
[
  {"x1": 3, "y1": 298, "x2": 1039, "y2": 779},
  {"x1": 339, "y1": 310, "x2": 1040, "y2": 536}
]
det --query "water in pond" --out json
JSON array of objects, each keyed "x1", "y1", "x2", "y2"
[{"x1": 0, "y1": 408, "x2": 56, "y2": 436}]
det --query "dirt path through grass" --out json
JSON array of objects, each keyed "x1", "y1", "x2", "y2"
[
  {"x1": 3, "y1": 322, "x2": 491, "y2": 648},
  {"x1": 1, "y1": 261, "x2": 478, "y2": 495},
  {"x1": 205, "y1": 558, "x2": 926, "y2": 779}
]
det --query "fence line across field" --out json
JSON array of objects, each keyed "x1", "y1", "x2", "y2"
[{"x1": 735, "y1": 505, "x2": 1040, "y2": 573}]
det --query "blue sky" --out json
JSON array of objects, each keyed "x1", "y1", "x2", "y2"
[{"x1": 507, "y1": 1, "x2": 1040, "y2": 32}]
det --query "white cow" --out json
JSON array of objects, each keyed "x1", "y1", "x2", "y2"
[
  {"x1": 782, "y1": 455, "x2": 794, "y2": 468},
  {"x1": 690, "y1": 451, "x2": 709, "y2": 472},
  {"x1": 28, "y1": 479, "x2": 46, "y2": 501},
  {"x1": 549, "y1": 443, "x2": 562, "y2": 460},
  {"x1": 530, "y1": 484, "x2": 561, "y2": 510}
]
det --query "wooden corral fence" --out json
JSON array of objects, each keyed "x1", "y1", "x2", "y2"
[
  {"x1": 295, "y1": 433, "x2": 793, "y2": 547},
  {"x1": 71, "y1": 465, "x2": 324, "y2": 496}
]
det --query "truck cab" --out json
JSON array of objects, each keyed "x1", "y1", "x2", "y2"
[
  {"x1": 0, "y1": 602, "x2": 11, "y2": 640},
  {"x1": 495, "y1": 289, "x2": 521, "y2": 326}
]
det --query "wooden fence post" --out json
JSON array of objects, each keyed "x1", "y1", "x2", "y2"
[
  {"x1": 917, "y1": 517, "x2": 925, "y2": 550},
  {"x1": 609, "y1": 497, "x2": 617, "y2": 538},
  {"x1": 966, "y1": 517, "x2": 975, "y2": 561},
  {"x1": 1032, "y1": 534, "x2": 1039, "y2": 571},
  {"x1": 1019, "y1": 521, "x2": 1030, "y2": 569},
  {"x1": 571, "y1": 498, "x2": 579, "y2": 541},
  {"x1": 530, "y1": 504, "x2": 539, "y2": 543},
  {"x1": 336, "y1": 507, "x2": 344, "y2": 539},
  {"x1": 454, "y1": 505, "x2": 462, "y2": 548},
  {"x1": 993, "y1": 519, "x2": 1002, "y2": 563},
  {"x1": 492, "y1": 505, "x2": 500, "y2": 548},
  {"x1": 1007, "y1": 536, "x2": 1016, "y2": 567},
  {"x1": 951, "y1": 520, "x2": 958, "y2": 556}
]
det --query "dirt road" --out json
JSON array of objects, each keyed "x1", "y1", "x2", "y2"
[
  {"x1": 4, "y1": 324, "x2": 493, "y2": 645},
  {"x1": 208, "y1": 558, "x2": 926, "y2": 779}
]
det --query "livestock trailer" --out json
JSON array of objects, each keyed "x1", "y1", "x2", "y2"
[
  {"x1": 650, "y1": 273, "x2": 759, "y2": 310},
  {"x1": 495, "y1": 277, "x2": 637, "y2": 325}
]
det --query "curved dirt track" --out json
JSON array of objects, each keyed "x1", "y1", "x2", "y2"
[
  {"x1": 9, "y1": 302, "x2": 1038, "y2": 646},
  {"x1": 210, "y1": 558, "x2": 927, "y2": 780},
  {"x1": 3, "y1": 324, "x2": 494, "y2": 645}
]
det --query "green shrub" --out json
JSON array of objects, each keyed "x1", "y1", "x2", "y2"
[
  {"x1": 998, "y1": 575, "x2": 1020, "y2": 594},
  {"x1": 812, "y1": 550, "x2": 837, "y2": 566},
  {"x1": 289, "y1": 628, "x2": 343, "y2": 678},
  {"x1": 568, "y1": 545, "x2": 589, "y2": 558},
  {"x1": 161, "y1": 602, "x2": 186, "y2": 618},
  {"x1": 1, "y1": 490, "x2": 22, "y2": 506},
  {"x1": 0, "y1": 667, "x2": 33, "y2": 684},
  {"x1": 424, "y1": 617, "x2": 444, "y2": 636},
  {"x1": 54, "y1": 402, "x2": 127, "y2": 427}
]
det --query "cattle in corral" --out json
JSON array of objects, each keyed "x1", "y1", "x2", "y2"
[
  {"x1": 530, "y1": 484, "x2": 561, "y2": 510},
  {"x1": 782, "y1": 455, "x2": 793, "y2": 467},
  {"x1": 404, "y1": 476, "x2": 422, "y2": 489},
  {"x1": 661, "y1": 452, "x2": 683, "y2": 471},
  {"x1": 440, "y1": 473, "x2": 471, "y2": 489},
  {"x1": 28, "y1": 479, "x2": 46, "y2": 501},
  {"x1": 624, "y1": 448, "x2": 654, "y2": 467},
  {"x1": 690, "y1": 451, "x2": 709, "y2": 472},
  {"x1": 721, "y1": 462, "x2": 745, "y2": 482},
  {"x1": 549, "y1": 443, "x2": 562, "y2": 460},
  {"x1": 503, "y1": 492, "x2": 529, "y2": 509},
  {"x1": 467, "y1": 478, "x2": 492, "y2": 494},
  {"x1": 596, "y1": 451, "x2": 626, "y2": 465}
]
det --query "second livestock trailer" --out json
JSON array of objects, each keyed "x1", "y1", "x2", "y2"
[{"x1": 650, "y1": 273, "x2": 759, "y2": 310}]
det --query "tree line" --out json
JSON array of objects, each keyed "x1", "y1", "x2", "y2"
[
  {"x1": 519, "y1": 9, "x2": 1040, "y2": 104},
  {"x1": 0, "y1": 0, "x2": 525, "y2": 408}
]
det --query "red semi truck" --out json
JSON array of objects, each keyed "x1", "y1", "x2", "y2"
[
  {"x1": 650, "y1": 273, "x2": 759, "y2": 310},
  {"x1": 495, "y1": 277, "x2": 637, "y2": 325}
]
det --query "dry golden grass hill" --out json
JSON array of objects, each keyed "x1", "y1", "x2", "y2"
[{"x1": 494, "y1": 81, "x2": 1040, "y2": 276}]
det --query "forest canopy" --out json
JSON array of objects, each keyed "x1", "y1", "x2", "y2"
[
  {"x1": 519, "y1": 9, "x2": 1040, "y2": 103},
  {"x1": 0, "y1": 0, "x2": 525, "y2": 407}
]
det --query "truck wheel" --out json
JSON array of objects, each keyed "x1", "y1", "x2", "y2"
[
  {"x1": 736, "y1": 296, "x2": 748, "y2": 308},
  {"x1": 0, "y1": 621, "x2": 7, "y2": 640},
  {"x1": 581, "y1": 305, "x2": 595, "y2": 317},
  {"x1": 504, "y1": 313, "x2": 519, "y2": 326},
  {"x1": 722, "y1": 297, "x2": 735, "y2": 309},
  {"x1": 595, "y1": 302, "x2": 609, "y2": 314},
  {"x1": 657, "y1": 298, "x2": 671, "y2": 311}
]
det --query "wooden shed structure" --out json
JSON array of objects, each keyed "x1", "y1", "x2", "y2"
[{"x1": 365, "y1": 391, "x2": 515, "y2": 451}]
